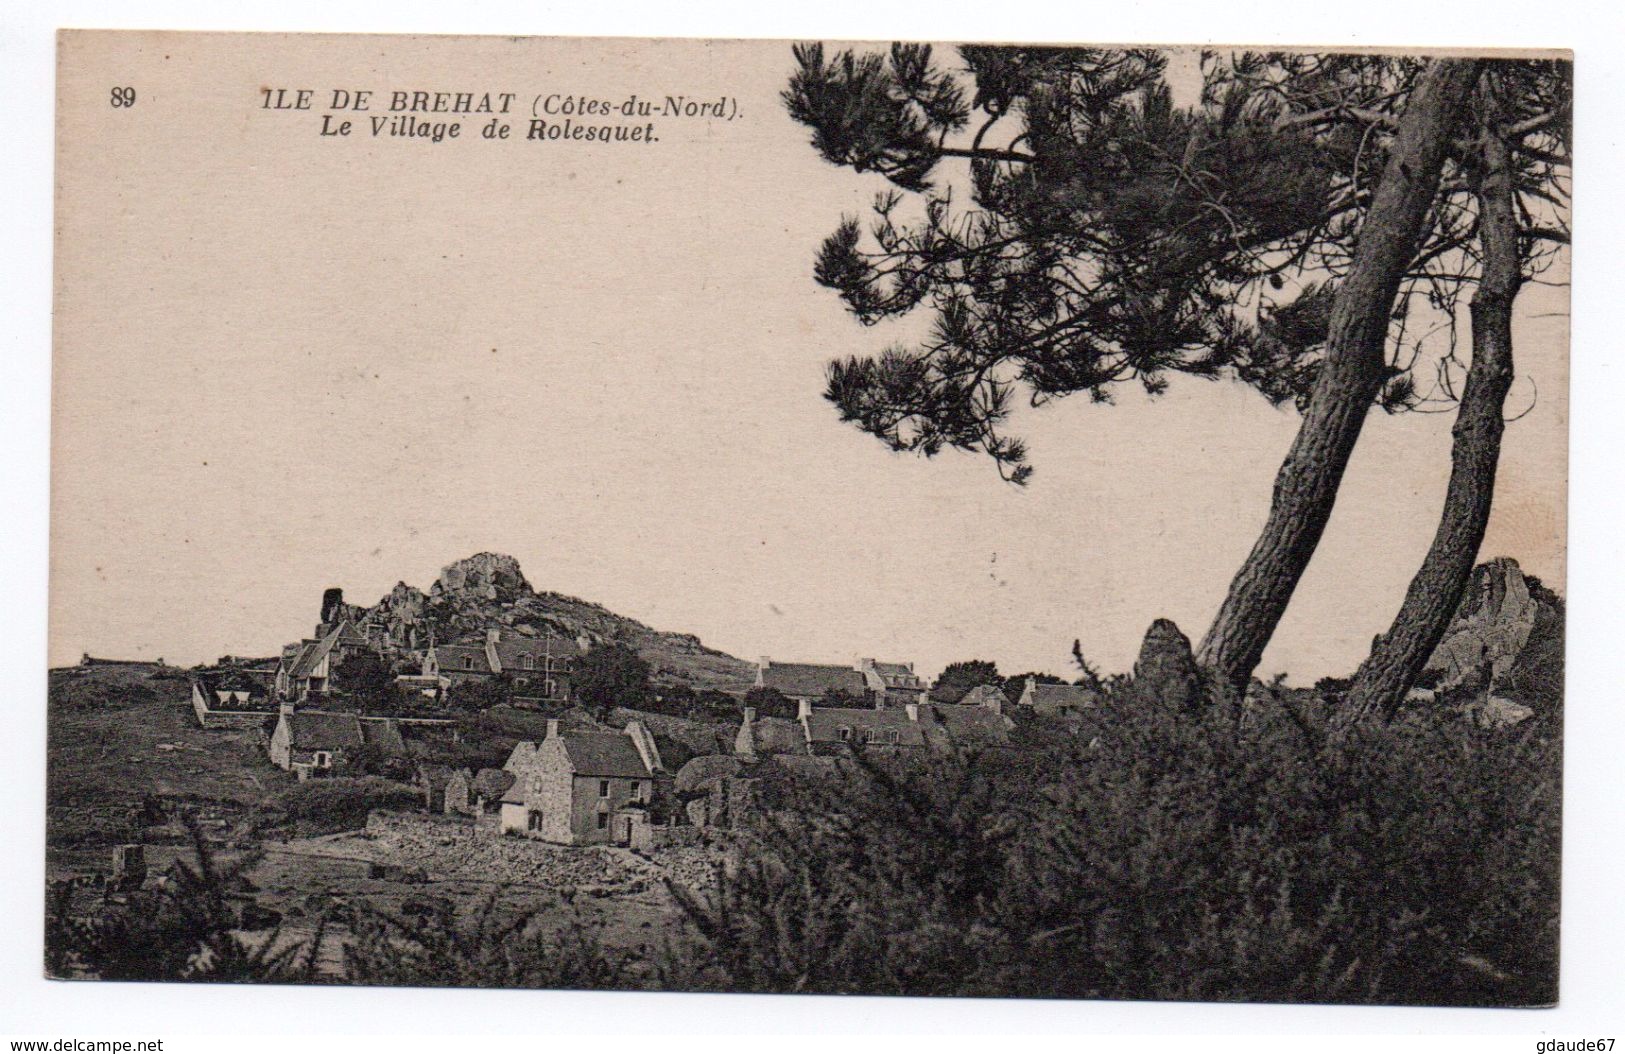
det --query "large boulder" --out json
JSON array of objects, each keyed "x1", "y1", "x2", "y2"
[
  {"x1": 1132, "y1": 618, "x2": 1203, "y2": 711},
  {"x1": 675, "y1": 754, "x2": 744, "y2": 794}
]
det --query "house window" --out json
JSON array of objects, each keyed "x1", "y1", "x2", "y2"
[
  {"x1": 596, "y1": 813, "x2": 608, "y2": 831},
  {"x1": 599, "y1": 779, "x2": 610, "y2": 798},
  {"x1": 837, "y1": 727, "x2": 851, "y2": 741},
  {"x1": 629, "y1": 781, "x2": 643, "y2": 803},
  {"x1": 523, "y1": 655, "x2": 535, "y2": 670},
  {"x1": 543, "y1": 679, "x2": 556, "y2": 698},
  {"x1": 314, "y1": 751, "x2": 332, "y2": 769},
  {"x1": 886, "y1": 730, "x2": 899, "y2": 745},
  {"x1": 527, "y1": 810, "x2": 542, "y2": 831},
  {"x1": 463, "y1": 656, "x2": 474, "y2": 670}
]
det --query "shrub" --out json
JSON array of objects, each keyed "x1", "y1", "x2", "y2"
[
  {"x1": 47, "y1": 816, "x2": 326, "y2": 982},
  {"x1": 656, "y1": 685, "x2": 1560, "y2": 1006},
  {"x1": 743, "y1": 686, "x2": 795, "y2": 719},
  {"x1": 257, "y1": 777, "x2": 420, "y2": 836},
  {"x1": 344, "y1": 893, "x2": 631, "y2": 990}
]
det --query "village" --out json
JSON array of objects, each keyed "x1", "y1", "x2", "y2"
[
  {"x1": 43, "y1": 544, "x2": 1561, "y2": 994},
  {"x1": 182, "y1": 561, "x2": 1107, "y2": 860}
]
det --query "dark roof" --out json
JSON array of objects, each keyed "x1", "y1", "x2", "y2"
[
  {"x1": 559, "y1": 733, "x2": 652, "y2": 778},
  {"x1": 285, "y1": 622, "x2": 373, "y2": 680},
  {"x1": 870, "y1": 662, "x2": 922, "y2": 687},
  {"x1": 761, "y1": 662, "x2": 869, "y2": 699},
  {"x1": 803, "y1": 706, "x2": 928, "y2": 746},
  {"x1": 328, "y1": 620, "x2": 368, "y2": 644},
  {"x1": 359, "y1": 718, "x2": 407, "y2": 754},
  {"x1": 434, "y1": 644, "x2": 493, "y2": 675},
  {"x1": 1025, "y1": 683, "x2": 1102, "y2": 712},
  {"x1": 922, "y1": 702, "x2": 1010, "y2": 740},
  {"x1": 494, "y1": 637, "x2": 574, "y2": 672},
  {"x1": 287, "y1": 711, "x2": 365, "y2": 750},
  {"x1": 284, "y1": 642, "x2": 322, "y2": 680},
  {"x1": 1027, "y1": 682, "x2": 1105, "y2": 714},
  {"x1": 473, "y1": 768, "x2": 516, "y2": 800},
  {"x1": 959, "y1": 685, "x2": 1012, "y2": 709}
]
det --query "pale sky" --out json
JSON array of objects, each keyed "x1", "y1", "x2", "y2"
[{"x1": 50, "y1": 32, "x2": 1568, "y2": 682}]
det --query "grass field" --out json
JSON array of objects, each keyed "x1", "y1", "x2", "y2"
[{"x1": 46, "y1": 663, "x2": 293, "y2": 874}]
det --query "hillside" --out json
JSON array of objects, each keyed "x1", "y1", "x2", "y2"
[
  {"x1": 333, "y1": 552, "x2": 756, "y2": 691},
  {"x1": 46, "y1": 662, "x2": 290, "y2": 872}
]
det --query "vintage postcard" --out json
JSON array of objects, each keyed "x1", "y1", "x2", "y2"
[{"x1": 48, "y1": 31, "x2": 1570, "y2": 1005}]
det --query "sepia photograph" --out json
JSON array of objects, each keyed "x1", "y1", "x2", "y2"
[{"x1": 27, "y1": 18, "x2": 1590, "y2": 1027}]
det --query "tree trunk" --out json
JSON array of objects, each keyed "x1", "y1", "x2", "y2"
[
  {"x1": 1343, "y1": 128, "x2": 1523, "y2": 720},
  {"x1": 1195, "y1": 59, "x2": 1484, "y2": 696}
]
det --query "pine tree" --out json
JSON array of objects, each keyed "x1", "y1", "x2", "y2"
[{"x1": 785, "y1": 46, "x2": 1568, "y2": 698}]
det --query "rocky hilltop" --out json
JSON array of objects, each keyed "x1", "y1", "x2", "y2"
[{"x1": 333, "y1": 553, "x2": 755, "y2": 691}]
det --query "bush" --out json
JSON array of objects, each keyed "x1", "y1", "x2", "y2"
[
  {"x1": 656, "y1": 685, "x2": 1560, "y2": 1006},
  {"x1": 574, "y1": 643, "x2": 653, "y2": 718},
  {"x1": 47, "y1": 816, "x2": 326, "y2": 982},
  {"x1": 446, "y1": 678, "x2": 512, "y2": 713},
  {"x1": 344, "y1": 893, "x2": 631, "y2": 990},
  {"x1": 258, "y1": 777, "x2": 420, "y2": 836},
  {"x1": 743, "y1": 686, "x2": 796, "y2": 719}
]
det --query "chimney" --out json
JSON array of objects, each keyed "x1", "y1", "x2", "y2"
[
  {"x1": 905, "y1": 702, "x2": 919, "y2": 722},
  {"x1": 487, "y1": 627, "x2": 501, "y2": 644},
  {"x1": 759, "y1": 655, "x2": 771, "y2": 670},
  {"x1": 545, "y1": 718, "x2": 560, "y2": 740},
  {"x1": 624, "y1": 720, "x2": 665, "y2": 774},
  {"x1": 743, "y1": 706, "x2": 757, "y2": 725},
  {"x1": 797, "y1": 698, "x2": 812, "y2": 720}
]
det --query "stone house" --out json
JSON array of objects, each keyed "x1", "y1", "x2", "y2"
[
  {"x1": 755, "y1": 656, "x2": 928, "y2": 709},
  {"x1": 424, "y1": 628, "x2": 574, "y2": 702},
  {"x1": 956, "y1": 684, "x2": 1012, "y2": 715},
  {"x1": 274, "y1": 620, "x2": 374, "y2": 703},
  {"x1": 735, "y1": 697, "x2": 1011, "y2": 759},
  {"x1": 471, "y1": 767, "x2": 515, "y2": 813},
  {"x1": 1016, "y1": 678, "x2": 1103, "y2": 718},
  {"x1": 499, "y1": 720, "x2": 667, "y2": 845},
  {"x1": 802, "y1": 702, "x2": 931, "y2": 751},
  {"x1": 856, "y1": 658, "x2": 929, "y2": 707},
  {"x1": 440, "y1": 767, "x2": 516, "y2": 816},
  {"x1": 755, "y1": 657, "x2": 871, "y2": 706},
  {"x1": 417, "y1": 764, "x2": 465, "y2": 813},
  {"x1": 267, "y1": 709, "x2": 408, "y2": 779}
]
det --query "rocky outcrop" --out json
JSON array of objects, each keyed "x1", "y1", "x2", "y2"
[
  {"x1": 432, "y1": 552, "x2": 531, "y2": 603},
  {"x1": 356, "y1": 582, "x2": 430, "y2": 650},
  {"x1": 1425, "y1": 557, "x2": 1563, "y2": 712},
  {"x1": 1131, "y1": 618, "x2": 1204, "y2": 711},
  {"x1": 337, "y1": 553, "x2": 756, "y2": 691}
]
